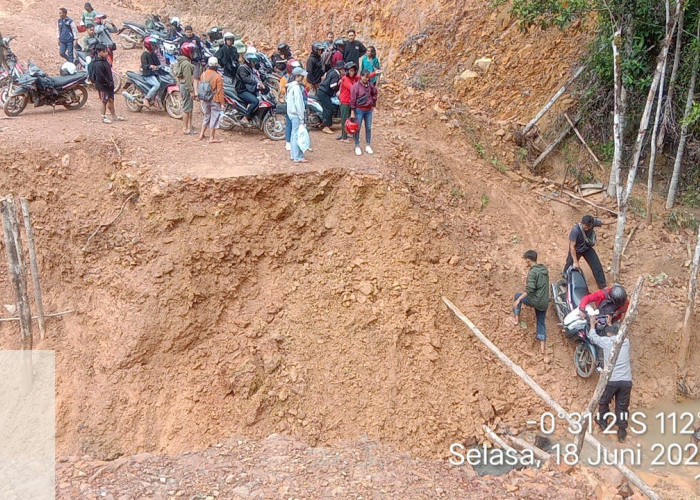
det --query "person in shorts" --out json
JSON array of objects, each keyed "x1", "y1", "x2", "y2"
[
  {"x1": 199, "y1": 56, "x2": 224, "y2": 143},
  {"x1": 92, "y1": 44, "x2": 123, "y2": 123},
  {"x1": 175, "y1": 41, "x2": 196, "y2": 134}
]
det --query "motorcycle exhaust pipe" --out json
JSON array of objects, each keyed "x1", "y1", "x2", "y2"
[
  {"x1": 119, "y1": 33, "x2": 140, "y2": 44},
  {"x1": 121, "y1": 91, "x2": 137, "y2": 102}
]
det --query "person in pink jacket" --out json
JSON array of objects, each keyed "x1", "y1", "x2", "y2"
[{"x1": 350, "y1": 69, "x2": 378, "y2": 156}]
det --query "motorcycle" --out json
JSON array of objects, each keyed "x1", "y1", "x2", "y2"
[
  {"x1": 551, "y1": 267, "x2": 603, "y2": 378},
  {"x1": 4, "y1": 63, "x2": 88, "y2": 116},
  {"x1": 121, "y1": 66, "x2": 183, "y2": 119},
  {"x1": 306, "y1": 94, "x2": 341, "y2": 128},
  {"x1": 0, "y1": 36, "x2": 27, "y2": 106},
  {"x1": 118, "y1": 16, "x2": 167, "y2": 50},
  {"x1": 202, "y1": 82, "x2": 284, "y2": 140},
  {"x1": 73, "y1": 50, "x2": 122, "y2": 92}
]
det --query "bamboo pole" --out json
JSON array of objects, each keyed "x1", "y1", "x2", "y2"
[
  {"x1": 684, "y1": 224, "x2": 700, "y2": 328},
  {"x1": 1, "y1": 198, "x2": 32, "y2": 350},
  {"x1": 503, "y1": 434, "x2": 551, "y2": 461},
  {"x1": 531, "y1": 124, "x2": 572, "y2": 172},
  {"x1": 442, "y1": 297, "x2": 660, "y2": 500},
  {"x1": 574, "y1": 276, "x2": 644, "y2": 458},
  {"x1": 482, "y1": 425, "x2": 519, "y2": 455},
  {"x1": 563, "y1": 113, "x2": 603, "y2": 171},
  {"x1": 522, "y1": 66, "x2": 585, "y2": 136},
  {"x1": 20, "y1": 198, "x2": 45, "y2": 339}
]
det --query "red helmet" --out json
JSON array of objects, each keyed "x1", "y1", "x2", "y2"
[
  {"x1": 180, "y1": 41, "x2": 196, "y2": 60},
  {"x1": 345, "y1": 118, "x2": 359, "y2": 135},
  {"x1": 143, "y1": 35, "x2": 156, "y2": 52},
  {"x1": 286, "y1": 58, "x2": 300, "y2": 75}
]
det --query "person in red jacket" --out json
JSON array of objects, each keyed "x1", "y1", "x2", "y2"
[
  {"x1": 338, "y1": 61, "x2": 358, "y2": 142},
  {"x1": 578, "y1": 284, "x2": 628, "y2": 329}
]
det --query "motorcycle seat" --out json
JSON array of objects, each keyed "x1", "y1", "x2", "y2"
[
  {"x1": 568, "y1": 269, "x2": 590, "y2": 309},
  {"x1": 125, "y1": 22, "x2": 146, "y2": 30},
  {"x1": 126, "y1": 71, "x2": 149, "y2": 86},
  {"x1": 45, "y1": 72, "x2": 87, "y2": 87}
]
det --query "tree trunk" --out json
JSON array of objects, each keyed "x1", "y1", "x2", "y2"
[
  {"x1": 658, "y1": 5, "x2": 683, "y2": 149},
  {"x1": 608, "y1": 28, "x2": 625, "y2": 201},
  {"x1": 666, "y1": 11, "x2": 700, "y2": 209},
  {"x1": 684, "y1": 223, "x2": 700, "y2": 328},
  {"x1": 611, "y1": 0, "x2": 680, "y2": 282}
]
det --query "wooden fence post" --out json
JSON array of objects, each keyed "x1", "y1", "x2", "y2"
[{"x1": 20, "y1": 198, "x2": 46, "y2": 339}]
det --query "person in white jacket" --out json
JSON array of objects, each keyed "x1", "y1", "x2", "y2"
[{"x1": 286, "y1": 67, "x2": 308, "y2": 163}]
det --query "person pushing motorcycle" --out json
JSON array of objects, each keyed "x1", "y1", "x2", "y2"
[
  {"x1": 563, "y1": 214, "x2": 607, "y2": 290},
  {"x1": 577, "y1": 284, "x2": 628, "y2": 331}
]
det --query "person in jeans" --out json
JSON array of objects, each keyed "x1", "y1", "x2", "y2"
[
  {"x1": 564, "y1": 214, "x2": 606, "y2": 289},
  {"x1": 286, "y1": 67, "x2": 308, "y2": 163},
  {"x1": 236, "y1": 50, "x2": 265, "y2": 125},
  {"x1": 199, "y1": 56, "x2": 225, "y2": 143},
  {"x1": 92, "y1": 44, "x2": 124, "y2": 124},
  {"x1": 511, "y1": 250, "x2": 550, "y2": 353},
  {"x1": 338, "y1": 61, "x2": 358, "y2": 142},
  {"x1": 350, "y1": 69, "x2": 378, "y2": 156},
  {"x1": 175, "y1": 42, "x2": 196, "y2": 134},
  {"x1": 317, "y1": 60, "x2": 345, "y2": 134},
  {"x1": 57, "y1": 7, "x2": 79, "y2": 63},
  {"x1": 140, "y1": 36, "x2": 161, "y2": 107}
]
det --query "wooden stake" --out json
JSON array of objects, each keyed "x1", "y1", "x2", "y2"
[
  {"x1": 574, "y1": 276, "x2": 644, "y2": 458},
  {"x1": 563, "y1": 113, "x2": 604, "y2": 171},
  {"x1": 0, "y1": 309, "x2": 74, "y2": 323},
  {"x1": 621, "y1": 225, "x2": 638, "y2": 258},
  {"x1": 522, "y1": 66, "x2": 585, "y2": 136},
  {"x1": 503, "y1": 434, "x2": 551, "y2": 461},
  {"x1": 20, "y1": 198, "x2": 45, "y2": 339},
  {"x1": 442, "y1": 297, "x2": 660, "y2": 500},
  {"x1": 531, "y1": 124, "x2": 572, "y2": 172},
  {"x1": 1, "y1": 197, "x2": 32, "y2": 350},
  {"x1": 561, "y1": 189, "x2": 620, "y2": 216},
  {"x1": 684, "y1": 223, "x2": 700, "y2": 328},
  {"x1": 482, "y1": 425, "x2": 519, "y2": 455}
]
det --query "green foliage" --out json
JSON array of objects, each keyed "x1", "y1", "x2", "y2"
[
  {"x1": 450, "y1": 186, "x2": 465, "y2": 200},
  {"x1": 480, "y1": 193, "x2": 490, "y2": 211},
  {"x1": 628, "y1": 196, "x2": 647, "y2": 218},
  {"x1": 491, "y1": 155, "x2": 507, "y2": 173},
  {"x1": 511, "y1": 0, "x2": 590, "y2": 31},
  {"x1": 681, "y1": 187, "x2": 700, "y2": 208},
  {"x1": 489, "y1": 0, "x2": 509, "y2": 8},
  {"x1": 474, "y1": 142, "x2": 486, "y2": 157},
  {"x1": 666, "y1": 209, "x2": 699, "y2": 232},
  {"x1": 594, "y1": 140, "x2": 615, "y2": 162}
]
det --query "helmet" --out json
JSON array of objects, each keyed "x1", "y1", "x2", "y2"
[
  {"x1": 311, "y1": 41, "x2": 325, "y2": 52},
  {"x1": 60, "y1": 62, "x2": 77, "y2": 76},
  {"x1": 180, "y1": 41, "x2": 196, "y2": 60},
  {"x1": 207, "y1": 56, "x2": 219, "y2": 67},
  {"x1": 143, "y1": 35, "x2": 156, "y2": 52},
  {"x1": 286, "y1": 58, "x2": 300, "y2": 74},
  {"x1": 609, "y1": 285, "x2": 627, "y2": 307},
  {"x1": 95, "y1": 13, "x2": 106, "y2": 23},
  {"x1": 345, "y1": 118, "x2": 359, "y2": 135},
  {"x1": 278, "y1": 42, "x2": 290, "y2": 53},
  {"x1": 170, "y1": 17, "x2": 180, "y2": 27},
  {"x1": 223, "y1": 32, "x2": 235, "y2": 41},
  {"x1": 344, "y1": 61, "x2": 357, "y2": 71},
  {"x1": 244, "y1": 46, "x2": 259, "y2": 63},
  {"x1": 333, "y1": 38, "x2": 345, "y2": 48}
]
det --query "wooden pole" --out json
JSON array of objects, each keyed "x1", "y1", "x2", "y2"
[
  {"x1": 563, "y1": 113, "x2": 604, "y2": 171},
  {"x1": 482, "y1": 425, "x2": 519, "y2": 455},
  {"x1": 503, "y1": 434, "x2": 551, "y2": 461},
  {"x1": 531, "y1": 124, "x2": 572, "y2": 172},
  {"x1": 561, "y1": 189, "x2": 620, "y2": 216},
  {"x1": 442, "y1": 297, "x2": 660, "y2": 500},
  {"x1": 522, "y1": 66, "x2": 585, "y2": 136},
  {"x1": 574, "y1": 276, "x2": 644, "y2": 457},
  {"x1": 0, "y1": 309, "x2": 74, "y2": 323},
  {"x1": 20, "y1": 198, "x2": 45, "y2": 339},
  {"x1": 1, "y1": 198, "x2": 32, "y2": 350},
  {"x1": 684, "y1": 224, "x2": 700, "y2": 328}
]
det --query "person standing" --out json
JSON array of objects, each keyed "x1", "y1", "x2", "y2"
[
  {"x1": 175, "y1": 42, "x2": 196, "y2": 134},
  {"x1": 79, "y1": 24, "x2": 97, "y2": 55},
  {"x1": 199, "y1": 56, "x2": 225, "y2": 143},
  {"x1": 350, "y1": 69, "x2": 378, "y2": 155},
  {"x1": 287, "y1": 67, "x2": 308, "y2": 164},
  {"x1": 140, "y1": 36, "x2": 161, "y2": 107},
  {"x1": 564, "y1": 214, "x2": 606, "y2": 290},
  {"x1": 92, "y1": 44, "x2": 124, "y2": 124},
  {"x1": 343, "y1": 29, "x2": 366, "y2": 67},
  {"x1": 511, "y1": 250, "x2": 549, "y2": 353},
  {"x1": 338, "y1": 61, "x2": 358, "y2": 142},
  {"x1": 82, "y1": 2, "x2": 96, "y2": 26},
  {"x1": 180, "y1": 26, "x2": 204, "y2": 93},
  {"x1": 279, "y1": 59, "x2": 305, "y2": 151},
  {"x1": 360, "y1": 46, "x2": 381, "y2": 85},
  {"x1": 590, "y1": 321, "x2": 633, "y2": 443},
  {"x1": 216, "y1": 33, "x2": 240, "y2": 83},
  {"x1": 317, "y1": 60, "x2": 344, "y2": 134},
  {"x1": 94, "y1": 13, "x2": 117, "y2": 63},
  {"x1": 305, "y1": 42, "x2": 324, "y2": 93},
  {"x1": 58, "y1": 8, "x2": 79, "y2": 63}
]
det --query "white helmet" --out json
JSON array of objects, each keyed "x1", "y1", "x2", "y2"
[
  {"x1": 207, "y1": 56, "x2": 219, "y2": 67},
  {"x1": 170, "y1": 17, "x2": 180, "y2": 27},
  {"x1": 245, "y1": 45, "x2": 257, "y2": 55},
  {"x1": 60, "y1": 62, "x2": 77, "y2": 76},
  {"x1": 223, "y1": 32, "x2": 235, "y2": 40}
]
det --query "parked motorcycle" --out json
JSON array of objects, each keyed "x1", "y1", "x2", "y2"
[
  {"x1": 3, "y1": 63, "x2": 88, "y2": 116},
  {"x1": 73, "y1": 51, "x2": 122, "y2": 92},
  {"x1": 0, "y1": 36, "x2": 27, "y2": 106},
  {"x1": 306, "y1": 94, "x2": 341, "y2": 128},
  {"x1": 551, "y1": 267, "x2": 602, "y2": 378},
  {"x1": 121, "y1": 67, "x2": 183, "y2": 119},
  {"x1": 118, "y1": 16, "x2": 167, "y2": 50}
]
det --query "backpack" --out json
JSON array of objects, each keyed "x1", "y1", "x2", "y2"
[
  {"x1": 197, "y1": 73, "x2": 214, "y2": 102},
  {"x1": 321, "y1": 48, "x2": 334, "y2": 71}
]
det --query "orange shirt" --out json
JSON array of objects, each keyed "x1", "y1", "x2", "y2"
[{"x1": 203, "y1": 68, "x2": 225, "y2": 105}]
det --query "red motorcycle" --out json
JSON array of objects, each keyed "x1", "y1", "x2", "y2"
[{"x1": 121, "y1": 67, "x2": 182, "y2": 119}]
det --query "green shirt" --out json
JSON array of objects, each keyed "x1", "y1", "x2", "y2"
[
  {"x1": 525, "y1": 264, "x2": 550, "y2": 311},
  {"x1": 174, "y1": 56, "x2": 194, "y2": 92}
]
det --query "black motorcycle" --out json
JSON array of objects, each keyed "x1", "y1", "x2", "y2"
[
  {"x1": 4, "y1": 63, "x2": 88, "y2": 117},
  {"x1": 118, "y1": 16, "x2": 167, "y2": 50}
]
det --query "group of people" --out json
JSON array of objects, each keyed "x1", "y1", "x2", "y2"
[
  {"x1": 59, "y1": 4, "x2": 118, "y2": 64},
  {"x1": 511, "y1": 214, "x2": 632, "y2": 443}
]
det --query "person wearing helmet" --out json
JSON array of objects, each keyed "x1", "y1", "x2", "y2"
[
  {"x1": 588, "y1": 305, "x2": 633, "y2": 443},
  {"x1": 179, "y1": 25, "x2": 205, "y2": 93},
  {"x1": 199, "y1": 56, "x2": 225, "y2": 143},
  {"x1": 140, "y1": 36, "x2": 161, "y2": 107},
  {"x1": 287, "y1": 66, "x2": 309, "y2": 163},
  {"x1": 170, "y1": 17, "x2": 181, "y2": 29},
  {"x1": 174, "y1": 42, "x2": 196, "y2": 134},
  {"x1": 94, "y1": 13, "x2": 117, "y2": 62},
  {"x1": 306, "y1": 42, "x2": 324, "y2": 93},
  {"x1": 317, "y1": 60, "x2": 345, "y2": 134},
  {"x1": 78, "y1": 23, "x2": 97, "y2": 55},
  {"x1": 92, "y1": 44, "x2": 124, "y2": 124},
  {"x1": 215, "y1": 32, "x2": 239, "y2": 82},
  {"x1": 82, "y1": 3, "x2": 96, "y2": 27},
  {"x1": 271, "y1": 42, "x2": 293, "y2": 73},
  {"x1": 564, "y1": 214, "x2": 607, "y2": 290},
  {"x1": 236, "y1": 49, "x2": 265, "y2": 124},
  {"x1": 338, "y1": 61, "x2": 359, "y2": 142},
  {"x1": 350, "y1": 69, "x2": 378, "y2": 155},
  {"x1": 57, "y1": 7, "x2": 79, "y2": 63},
  {"x1": 578, "y1": 284, "x2": 629, "y2": 327}
]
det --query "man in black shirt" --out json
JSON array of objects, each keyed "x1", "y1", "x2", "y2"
[
  {"x1": 140, "y1": 36, "x2": 161, "y2": 107},
  {"x1": 93, "y1": 44, "x2": 124, "y2": 123},
  {"x1": 317, "y1": 60, "x2": 344, "y2": 134},
  {"x1": 179, "y1": 25, "x2": 204, "y2": 92},
  {"x1": 305, "y1": 42, "x2": 324, "y2": 92},
  {"x1": 563, "y1": 214, "x2": 606, "y2": 289},
  {"x1": 343, "y1": 29, "x2": 366, "y2": 67},
  {"x1": 215, "y1": 32, "x2": 239, "y2": 82}
]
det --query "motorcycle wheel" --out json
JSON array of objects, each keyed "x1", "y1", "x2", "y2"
[
  {"x1": 574, "y1": 342, "x2": 596, "y2": 378},
  {"x1": 4, "y1": 94, "x2": 27, "y2": 117},
  {"x1": 124, "y1": 84, "x2": 144, "y2": 113},
  {"x1": 551, "y1": 279, "x2": 567, "y2": 323},
  {"x1": 165, "y1": 91, "x2": 184, "y2": 119},
  {"x1": 112, "y1": 71, "x2": 122, "y2": 93},
  {"x1": 307, "y1": 113, "x2": 322, "y2": 128},
  {"x1": 220, "y1": 115, "x2": 234, "y2": 131},
  {"x1": 0, "y1": 85, "x2": 11, "y2": 108},
  {"x1": 120, "y1": 29, "x2": 139, "y2": 50},
  {"x1": 262, "y1": 112, "x2": 285, "y2": 141},
  {"x1": 63, "y1": 86, "x2": 88, "y2": 110}
]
